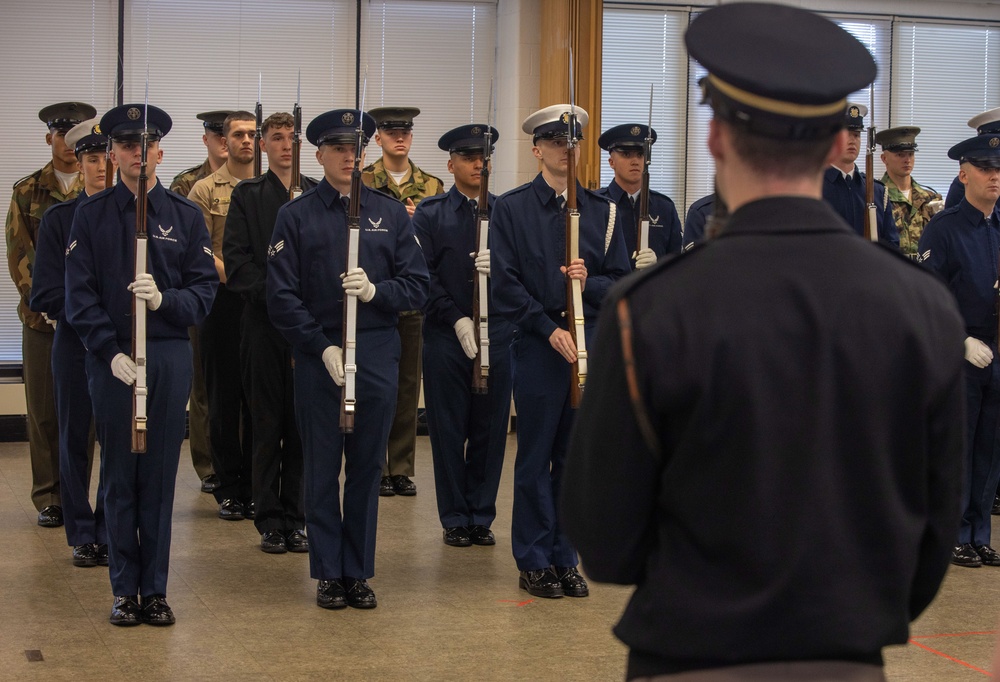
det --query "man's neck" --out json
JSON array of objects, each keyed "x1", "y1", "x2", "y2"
[
  {"x1": 455, "y1": 180, "x2": 480, "y2": 199},
  {"x1": 967, "y1": 193, "x2": 997, "y2": 219},
  {"x1": 721, "y1": 169, "x2": 823, "y2": 214},
  {"x1": 85, "y1": 182, "x2": 103, "y2": 196},
  {"x1": 226, "y1": 158, "x2": 253, "y2": 181},
  {"x1": 541, "y1": 168, "x2": 568, "y2": 196},
  {"x1": 208, "y1": 155, "x2": 225, "y2": 172},
  {"x1": 122, "y1": 172, "x2": 156, "y2": 196},
  {"x1": 832, "y1": 161, "x2": 856, "y2": 175},
  {"x1": 51, "y1": 156, "x2": 77, "y2": 174},
  {"x1": 270, "y1": 164, "x2": 292, "y2": 189},
  {"x1": 616, "y1": 176, "x2": 640, "y2": 196},
  {"x1": 381, "y1": 154, "x2": 409, "y2": 174},
  {"x1": 888, "y1": 172, "x2": 911, "y2": 192},
  {"x1": 327, "y1": 175, "x2": 352, "y2": 196}
]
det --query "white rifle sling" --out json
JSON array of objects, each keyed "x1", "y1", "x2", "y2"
[
  {"x1": 477, "y1": 215, "x2": 490, "y2": 376},
  {"x1": 343, "y1": 224, "x2": 360, "y2": 417},
  {"x1": 133, "y1": 239, "x2": 148, "y2": 432},
  {"x1": 569, "y1": 210, "x2": 588, "y2": 378},
  {"x1": 605, "y1": 202, "x2": 617, "y2": 254}
]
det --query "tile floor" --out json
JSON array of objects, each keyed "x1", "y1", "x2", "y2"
[{"x1": 0, "y1": 436, "x2": 996, "y2": 680}]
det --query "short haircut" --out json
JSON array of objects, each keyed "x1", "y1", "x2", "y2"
[
  {"x1": 724, "y1": 118, "x2": 837, "y2": 179},
  {"x1": 223, "y1": 111, "x2": 256, "y2": 137},
  {"x1": 262, "y1": 112, "x2": 295, "y2": 136}
]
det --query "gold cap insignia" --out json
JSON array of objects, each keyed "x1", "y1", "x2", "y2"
[
  {"x1": 471, "y1": 126, "x2": 481, "y2": 136},
  {"x1": 630, "y1": 126, "x2": 641, "y2": 136},
  {"x1": 127, "y1": 107, "x2": 141, "y2": 121},
  {"x1": 848, "y1": 106, "x2": 860, "y2": 118},
  {"x1": 560, "y1": 112, "x2": 570, "y2": 124},
  {"x1": 93, "y1": 124, "x2": 101, "y2": 134},
  {"x1": 991, "y1": 137, "x2": 1000, "y2": 148},
  {"x1": 342, "y1": 112, "x2": 355, "y2": 125}
]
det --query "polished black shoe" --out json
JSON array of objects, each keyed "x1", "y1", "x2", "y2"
[
  {"x1": 953, "y1": 543, "x2": 983, "y2": 567},
  {"x1": 285, "y1": 529, "x2": 309, "y2": 553},
  {"x1": 242, "y1": 499, "x2": 256, "y2": 520},
  {"x1": 469, "y1": 525, "x2": 496, "y2": 546},
  {"x1": 993, "y1": 495, "x2": 1000, "y2": 515},
  {"x1": 218, "y1": 498, "x2": 244, "y2": 521},
  {"x1": 95, "y1": 544, "x2": 109, "y2": 566},
  {"x1": 72, "y1": 544, "x2": 98, "y2": 567},
  {"x1": 379, "y1": 476, "x2": 396, "y2": 497},
  {"x1": 200, "y1": 474, "x2": 220, "y2": 494},
  {"x1": 554, "y1": 566, "x2": 590, "y2": 597},
  {"x1": 260, "y1": 530, "x2": 287, "y2": 554},
  {"x1": 519, "y1": 569, "x2": 564, "y2": 598},
  {"x1": 37, "y1": 505, "x2": 63, "y2": 528},
  {"x1": 443, "y1": 526, "x2": 472, "y2": 547},
  {"x1": 976, "y1": 545, "x2": 1000, "y2": 566},
  {"x1": 140, "y1": 595, "x2": 175, "y2": 625},
  {"x1": 317, "y1": 579, "x2": 347, "y2": 609},
  {"x1": 344, "y1": 578, "x2": 377, "y2": 609},
  {"x1": 391, "y1": 475, "x2": 416, "y2": 496},
  {"x1": 109, "y1": 595, "x2": 141, "y2": 626}
]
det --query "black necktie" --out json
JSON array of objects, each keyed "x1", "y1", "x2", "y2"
[
  {"x1": 341, "y1": 195, "x2": 350, "y2": 213},
  {"x1": 559, "y1": 197, "x2": 567, "y2": 212},
  {"x1": 469, "y1": 198, "x2": 477, "y2": 214},
  {"x1": 629, "y1": 195, "x2": 636, "y2": 209}
]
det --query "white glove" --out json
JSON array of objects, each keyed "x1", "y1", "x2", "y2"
[
  {"x1": 322, "y1": 346, "x2": 345, "y2": 386},
  {"x1": 454, "y1": 317, "x2": 478, "y2": 359},
  {"x1": 342, "y1": 268, "x2": 376, "y2": 303},
  {"x1": 634, "y1": 248, "x2": 657, "y2": 270},
  {"x1": 128, "y1": 273, "x2": 163, "y2": 310},
  {"x1": 41, "y1": 312, "x2": 57, "y2": 329},
  {"x1": 111, "y1": 353, "x2": 137, "y2": 386},
  {"x1": 965, "y1": 337, "x2": 994, "y2": 368},
  {"x1": 926, "y1": 199, "x2": 945, "y2": 216},
  {"x1": 472, "y1": 249, "x2": 491, "y2": 277}
]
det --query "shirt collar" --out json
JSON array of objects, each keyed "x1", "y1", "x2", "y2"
[
  {"x1": 114, "y1": 177, "x2": 166, "y2": 214},
  {"x1": 316, "y1": 177, "x2": 367, "y2": 210}
]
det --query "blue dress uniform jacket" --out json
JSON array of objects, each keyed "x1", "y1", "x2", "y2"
[
  {"x1": 415, "y1": 186, "x2": 514, "y2": 530},
  {"x1": 267, "y1": 179, "x2": 428, "y2": 581},
  {"x1": 30, "y1": 194, "x2": 102, "y2": 548},
  {"x1": 563, "y1": 197, "x2": 964, "y2": 678},
  {"x1": 822, "y1": 166, "x2": 900, "y2": 248},
  {"x1": 597, "y1": 180, "x2": 682, "y2": 265},
  {"x1": 919, "y1": 198, "x2": 1000, "y2": 549},
  {"x1": 491, "y1": 172, "x2": 630, "y2": 571},
  {"x1": 65, "y1": 179, "x2": 218, "y2": 599},
  {"x1": 683, "y1": 193, "x2": 715, "y2": 249}
]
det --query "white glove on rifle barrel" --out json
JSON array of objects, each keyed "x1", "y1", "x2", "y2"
[
  {"x1": 111, "y1": 353, "x2": 137, "y2": 386},
  {"x1": 454, "y1": 317, "x2": 478, "y2": 360},
  {"x1": 322, "y1": 346, "x2": 346, "y2": 386},
  {"x1": 634, "y1": 248, "x2": 657, "y2": 270},
  {"x1": 128, "y1": 273, "x2": 163, "y2": 310},
  {"x1": 965, "y1": 336, "x2": 993, "y2": 369},
  {"x1": 472, "y1": 249, "x2": 491, "y2": 277},
  {"x1": 342, "y1": 268, "x2": 376, "y2": 302}
]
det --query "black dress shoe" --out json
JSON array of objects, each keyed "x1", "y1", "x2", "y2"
[
  {"x1": 95, "y1": 544, "x2": 109, "y2": 566},
  {"x1": 200, "y1": 474, "x2": 220, "y2": 494},
  {"x1": 379, "y1": 476, "x2": 396, "y2": 497},
  {"x1": 443, "y1": 526, "x2": 472, "y2": 547},
  {"x1": 242, "y1": 499, "x2": 256, "y2": 520},
  {"x1": 519, "y1": 569, "x2": 564, "y2": 598},
  {"x1": 260, "y1": 530, "x2": 287, "y2": 554},
  {"x1": 391, "y1": 475, "x2": 416, "y2": 496},
  {"x1": 140, "y1": 595, "x2": 175, "y2": 626},
  {"x1": 344, "y1": 578, "x2": 377, "y2": 609},
  {"x1": 37, "y1": 505, "x2": 63, "y2": 528},
  {"x1": 317, "y1": 579, "x2": 347, "y2": 609},
  {"x1": 72, "y1": 544, "x2": 98, "y2": 567},
  {"x1": 218, "y1": 498, "x2": 244, "y2": 521},
  {"x1": 554, "y1": 566, "x2": 590, "y2": 597},
  {"x1": 993, "y1": 495, "x2": 1000, "y2": 515},
  {"x1": 285, "y1": 529, "x2": 309, "y2": 553},
  {"x1": 976, "y1": 545, "x2": 1000, "y2": 566},
  {"x1": 469, "y1": 525, "x2": 496, "y2": 546},
  {"x1": 953, "y1": 543, "x2": 983, "y2": 567},
  {"x1": 109, "y1": 595, "x2": 141, "y2": 626}
]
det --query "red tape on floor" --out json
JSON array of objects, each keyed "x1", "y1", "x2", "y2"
[{"x1": 908, "y1": 631, "x2": 995, "y2": 676}]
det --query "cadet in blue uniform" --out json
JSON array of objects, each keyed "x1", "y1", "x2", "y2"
[
  {"x1": 267, "y1": 109, "x2": 428, "y2": 610},
  {"x1": 563, "y1": 5, "x2": 964, "y2": 678},
  {"x1": 682, "y1": 192, "x2": 715, "y2": 249},
  {"x1": 29, "y1": 119, "x2": 106, "y2": 568},
  {"x1": 919, "y1": 132, "x2": 1000, "y2": 569},
  {"x1": 417, "y1": 124, "x2": 513, "y2": 548},
  {"x1": 491, "y1": 104, "x2": 629, "y2": 598},
  {"x1": 597, "y1": 123, "x2": 681, "y2": 268},
  {"x1": 945, "y1": 107, "x2": 1000, "y2": 210},
  {"x1": 65, "y1": 104, "x2": 218, "y2": 626},
  {"x1": 822, "y1": 103, "x2": 899, "y2": 248}
]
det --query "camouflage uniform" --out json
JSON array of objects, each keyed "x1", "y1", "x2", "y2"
[
  {"x1": 362, "y1": 157, "x2": 443, "y2": 486},
  {"x1": 170, "y1": 157, "x2": 216, "y2": 483},
  {"x1": 881, "y1": 173, "x2": 942, "y2": 258},
  {"x1": 5, "y1": 161, "x2": 83, "y2": 511}
]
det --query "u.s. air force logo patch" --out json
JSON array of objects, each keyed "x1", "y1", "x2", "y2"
[
  {"x1": 268, "y1": 241, "x2": 284, "y2": 259},
  {"x1": 650, "y1": 214, "x2": 660, "y2": 225},
  {"x1": 152, "y1": 224, "x2": 177, "y2": 243},
  {"x1": 366, "y1": 216, "x2": 387, "y2": 233}
]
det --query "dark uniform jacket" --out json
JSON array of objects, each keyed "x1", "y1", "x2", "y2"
[
  {"x1": 562, "y1": 196, "x2": 965, "y2": 678},
  {"x1": 682, "y1": 192, "x2": 715, "y2": 249},
  {"x1": 30, "y1": 193, "x2": 86, "y2": 322},
  {"x1": 597, "y1": 180, "x2": 682, "y2": 262},
  {"x1": 823, "y1": 165, "x2": 899, "y2": 248}
]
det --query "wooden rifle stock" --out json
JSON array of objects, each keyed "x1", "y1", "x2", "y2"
[
  {"x1": 864, "y1": 132, "x2": 877, "y2": 242},
  {"x1": 131, "y1": 133, "x2": 149, "y2": 454},
  {"x1": 471, "y1": 146, "x2": 491, "y2": 394}
]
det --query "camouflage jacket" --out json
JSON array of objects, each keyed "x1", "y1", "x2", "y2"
[
  {"x1": 881, "y1": 173, "x2": 942, "y2": 257},
  {"x1": 170, "y1": 158, "x2": 213, "y2": 199},
  {"x1": 361, "y1": 158, "x2": 444, "y2": 207},
  {"x1": 6, "y1": 161, "x2": 83, "y2": 331}
]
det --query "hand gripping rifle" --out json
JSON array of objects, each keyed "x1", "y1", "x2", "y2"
[
  {"x1": 863, "y1": 88, "x2": 878, "y2": 242},
  {"x1": 253, "y1": 73, "x2": 263, "y2": 178},
  {"x1": 290, "y1": 70, "x2": 303, "y2": 201},
  {"x1": 566, "y1": 49, "x2": 587, "y2": 408},
  {"x1": 637, "y1": 85, "x2": 653, "y2": 257},
  {"x1": 131, "y1": 97, "x2": 150, "y2": 454},
  {"x1": 340, "y1": 77, "x2": 368, "y2": 433},
  {"x1": 471, "y1": 87, "x2": 495, "y2": 395}
]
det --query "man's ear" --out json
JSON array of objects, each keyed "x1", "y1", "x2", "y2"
[{"x1": 46, "y1": 132, "x2": 53, "y2": 147}]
